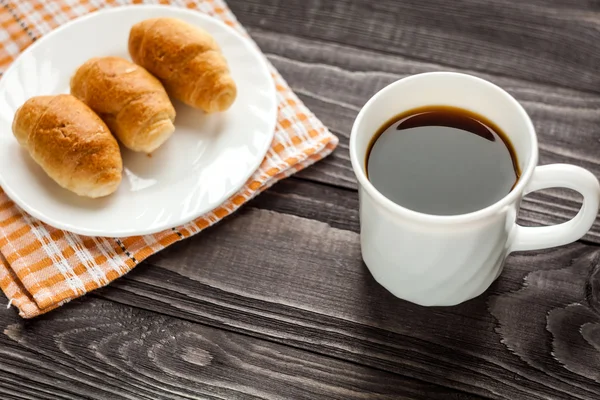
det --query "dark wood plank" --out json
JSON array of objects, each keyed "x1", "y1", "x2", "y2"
[
  {"x1": 228, "y1": 0, "x2": 600, "y2": 94},
  {"x1": 490, "y1": 250, "x2": 600, "y2": 384},
  {"x1": 0, "y1": 386, "x2": 46, "y2": 400},
  {"x1": 247, "y1": 29, "x2": 600, "y2": 242},
  {"x1": 86, "y1": 201, "x2": 600, "y2": 400},
  {"x1": 0, "y1": 297, "x2": 480, "y2": 400}
]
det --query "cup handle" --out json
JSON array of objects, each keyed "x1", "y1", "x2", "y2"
[{"x1": 510, "y1": 164, "x2": 600, "y2": 252}]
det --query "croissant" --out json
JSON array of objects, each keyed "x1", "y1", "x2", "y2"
[
  {"x1": 128, "y1": 17, "x2": 237, "y2": 113},
  {"x1": 70, "y1": 56, "x2": 176, "y2": 153},
  {"x1": 12, "y1": 94, "x2": 122, "y2": 198}
]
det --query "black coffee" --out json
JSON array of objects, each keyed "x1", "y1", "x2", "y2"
[{"x1": 366, "y1": 106, "x2": 520, "y2": 216}]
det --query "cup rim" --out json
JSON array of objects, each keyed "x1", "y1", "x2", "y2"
[{"x1": 349, "y1": 71, "x2": 538, "y2": 224}]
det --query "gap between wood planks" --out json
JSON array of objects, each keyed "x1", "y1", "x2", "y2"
[
  {"x1": 226, "y1": 0, "x2": 600, "y2": 95},
  {"x1": 243, "y1": 25, "x2": 600, "y2": 98}
]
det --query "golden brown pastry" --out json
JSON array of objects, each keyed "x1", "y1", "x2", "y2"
[
  {"x1": 70, "y1": 56, "x2": 176, "y2": 153},
  {"x1": 12, "y1": 94, "x2": 122, "y2": 198},
  {"x1": 128, "y1": 17, "x2": 237, "y2": 113}
]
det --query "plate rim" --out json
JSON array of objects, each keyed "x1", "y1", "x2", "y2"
[{"x1": 0, "y1": 4, "x2": 277, "y2": 238}]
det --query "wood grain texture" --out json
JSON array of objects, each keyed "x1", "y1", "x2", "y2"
[
  {"x1": 245, "y1": 28, "x2": 600, "y2": 242},
  {"x1": 228, "y1": 0, "x2": 600, "y2": 93},
  {"x1": 2, "y1": 1, "x2": 600, "y2": 399},
  {"x1": 0, "y1": 297, "x2": 479, "y2": 400},
  {"x1": 86, "y1": 200, "x2": 600, "y2": 399},
  {"x1": 490, "y1": 250, "x2": 600, "y2": 384}
]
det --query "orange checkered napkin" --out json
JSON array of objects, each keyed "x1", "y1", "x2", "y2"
[{"x1": 0, "y1": 0, "x2": 338, "y2": 318}]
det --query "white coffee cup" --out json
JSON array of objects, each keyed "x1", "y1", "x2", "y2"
[{"x1": 349, "y1": 72, "x2": 600, "y2": 306}]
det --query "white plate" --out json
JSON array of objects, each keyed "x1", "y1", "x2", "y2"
[{"x1": 0, "y1": 5, "x2": 277, "y2": 237}]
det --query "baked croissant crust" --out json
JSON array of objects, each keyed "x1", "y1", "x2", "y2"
[
  {"x1": 12, "y1": 94, "x2": 123, "y2": 198},
  {"x1": 70, "y1": 56, "x2": 176, "y2": 153},
  {"x1": 128, "y1": 17, "x2": 237, "y2": 113}
]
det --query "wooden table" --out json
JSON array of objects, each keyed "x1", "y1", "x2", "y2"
[{"x1": 2, "y1": 1, "x2": 600, "y2": 399}]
